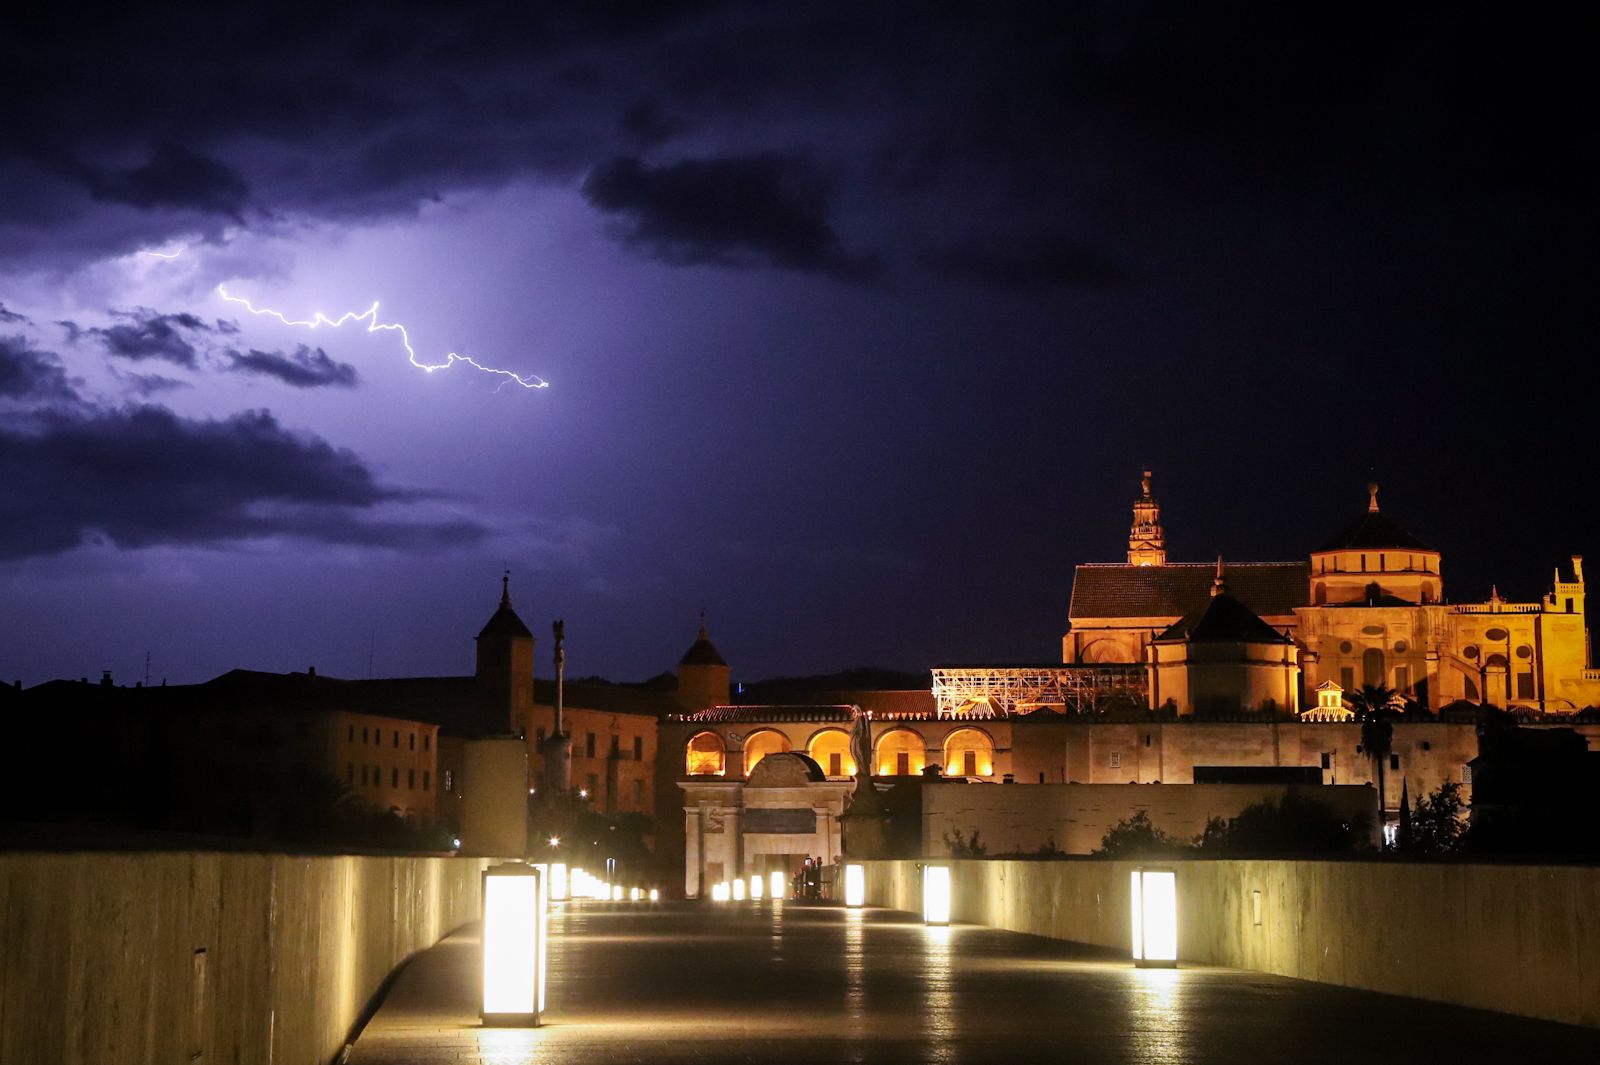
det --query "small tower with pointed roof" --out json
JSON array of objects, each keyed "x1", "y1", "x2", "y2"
[
  {"x1": 1147, "y1": 556, "x2": 1301, "y2": 715},
  {"x1": 676, "y1": 611, "x2": 731, "y2": 713},
  {"x1": 1127, "y1": 469, "x2": 1167, "y2": 567},
  {"x1": 476, "y1": 571, "x2": 535, "y2": 730}
]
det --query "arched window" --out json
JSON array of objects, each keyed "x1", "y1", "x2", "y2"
[
  {"x1": 742, "y1": 729, "x2": 791, "y2": 776},
  {"x1": 685, "y1": 731, "x2": 725, "y2": 776},
  {"x1": 1080, "y1": 639, "x2": 1128, "y2": 664},
  {"x1": 1313, "y1": 582, "x2": 1327, "y2": 605},
  {"x1": 943, "y1": 727, "x2": 995, "y2": 778},
  {"x1": 875, "y1": 728, "x2": 925, "y2": 776},
  {"x1": 1361, "y1": 648, "x2": 1385, "y2": 687},
  {"x1": 807, "y1": 728, "x2": 854, "y2": 778}
]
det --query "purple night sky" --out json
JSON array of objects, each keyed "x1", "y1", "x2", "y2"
[{"x1": 1, "y1": 5, "x2": 1595, "y2": 688}]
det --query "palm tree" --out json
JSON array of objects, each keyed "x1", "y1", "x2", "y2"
[{"x1": 1350, "y1": 683, "x2": 1398, "y2": 846}]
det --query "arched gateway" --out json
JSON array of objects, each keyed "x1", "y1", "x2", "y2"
[{"x1": 678, "y1": 751, "x2": 854, "y2": 899}]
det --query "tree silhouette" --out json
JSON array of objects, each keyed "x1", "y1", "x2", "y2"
[
  {"x1": 1096, "y1": 810, "x2": 1190, "y2": 858},
  {"x1": 1408, "y1": 781, "x2": 1466, "y2": 853},
  {"x1": 1350, "y1": 683, "x2": 1398, "y2": 845}
]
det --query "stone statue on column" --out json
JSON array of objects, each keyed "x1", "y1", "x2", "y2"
[
  {"x1": 840, "y1": 705, "x2": 889, "y2": 857},
  {"x1": 546, "y1": 618, "x2": 572, "y2": 795},
  {"x1": 849, "y1": 706, "x2": 872, "y2": 782}
]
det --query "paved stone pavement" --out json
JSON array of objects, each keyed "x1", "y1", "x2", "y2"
[{"x1": 348, "y1": 900, "x2": 1600, "y2": 1064}]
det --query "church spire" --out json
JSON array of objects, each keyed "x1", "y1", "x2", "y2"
[
  {"x1": 500, "y1": 568, "x2": 512, "y2": 608},
  {"x1": 1368, "y1": 482, "x2": 1380, "y2": 513},
  {"x1": 1127, "y1": 469, "x2": 1167, "y2": 566},
  {"x1": 1212, "y1": 555, "x2": 1227, "y2": 597}
]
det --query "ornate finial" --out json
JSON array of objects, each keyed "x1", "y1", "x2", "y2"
[
  {"x1": 1212, "y1": 554, "x2": 1227, "y2": 597},
  {"x1": 1367, "y1": 482, "x2": 1380, "y2": 513},
  {"x1": 553, "y1": 619, "x2": 565, "y2": 663},
  {"x1": 1141, "y1": 469, "x2": 1153, "y2": 499},
  {"x1": 698, "y1": 606, "x2": 708, "y2": 638},
  {"x1": 500, "y1": 568, "x2": 511, "y2": 608}
]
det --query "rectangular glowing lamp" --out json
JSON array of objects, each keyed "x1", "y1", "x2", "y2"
[
  {"x1": 482, "y1": 863, "x2": 545, "y2": 1026},
  {"x1": 649, "y1": 888, "x2": 659, "y2": 902},
  {"x1": 1131, "y1": 867, "x2": 1177, "y2": 967},
  {"x1": 549, "y1": 862, "x2": 568, "y2": 901},
  {"x1": 732, "y1": 878, "x2": 746, "y2": 901},
  {"x1": 844, "y1": 863, "x2": 866, "y2": 908},
  {"x1": 749, "y1": 874, "x2": 763, "y2": 899},
  {"x1": 711, "y1": 881, "x2": 728, "y2": 902},
  {"x1": 769, "y1": 870, "x2": 785, "y2": 899},
  {"x1": 923, "y1": 864, "x2": 951, "y2": 925}
]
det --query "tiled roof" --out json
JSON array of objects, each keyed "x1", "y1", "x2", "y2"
[
  {"x1": 1068, "y1": 562, "x2": 1308, "y2": 620},
  {"x1": 833, "y1": 690, "x2": 936, "y2": 717},
  {"x1": 1154, "y1": 593, "x2": 1294, "y2": 644},
  {"x1": 1315, "y1": 510, "x2": 1433, "y2": 552},
  {"x1": 672, "y1": 704, "x2": 857, "y2": 724}
]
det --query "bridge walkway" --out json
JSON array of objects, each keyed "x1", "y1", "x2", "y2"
[{"x1": 348, "y1": 899, "x2": 1599, "y2": 1064}]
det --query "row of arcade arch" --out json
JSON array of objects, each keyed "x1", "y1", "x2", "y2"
[{"x1": 685, "y1": 726, "x2": 996, "y2": 779}]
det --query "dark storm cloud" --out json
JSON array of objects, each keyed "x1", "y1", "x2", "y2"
[
  {"x1": 71, "y1": 142, "x2": 250, "y2": 216},
  {"x1": 88, "y1": 310, "x2": 212, "y2": 367},
  {"x1": 108, "y1": 367, "x2": 192, "y2": 397},
  {"x1": 0, "y1": 336, "x2": 78, "y2": 402},
  {"x1": 1, "y1": 3, "x2": 1593, "y2": 276},
  {"x1": 924, "y1": 231, "x2": 1127, "y2": 292},
  {"x1": 0, "y1": 303, "x2": 32, "y2": 325},
  {"x1": 619, "y1": 99, "x2": 688, "y2": 146},
  {"x1": 0, "y1": 3, "x2": 731, "y2": 266},
  {"x1": 0, "y1": 405, "x2": 484, "y2": 558},
  {"x1": 225, "y1": 345, "x2": 359, "y2": 389},
  {"x1": 582, "y1": 154, "x2": 875, "y2": 279}
]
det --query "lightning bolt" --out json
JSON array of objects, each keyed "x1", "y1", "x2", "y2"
[
  {"x1": 139, "y1": 247, "x2": 185, "y2": 260},
  {"x1": 215, "y1": 284, "x2": 549, "y2": 390}
]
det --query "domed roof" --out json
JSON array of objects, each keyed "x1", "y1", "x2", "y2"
[
  {"x1": 747, "y1": 751, "x2": 826, "y2": 787},
  {"x1": 1314, "y1": 484, "x2": 1434, "y2": 553}
]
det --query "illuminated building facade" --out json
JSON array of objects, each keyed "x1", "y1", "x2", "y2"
[
  {"x1": 1059, "y1": 474, "x2": 1598, "y2": 715},
  {"x1": 662, "y1": 473, "x2": 1599, "y2": 885}
]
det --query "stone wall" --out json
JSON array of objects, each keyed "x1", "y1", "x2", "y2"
[
  {"x1": 922, "y1": 781, "x2": 1377, "y2": 855},
  {"x1": 0, "y1": 851, "x2": 490, "y2": 1065},
  {"x1": 862, "y1": 857, "x2": 1600, "y2": 1028}
]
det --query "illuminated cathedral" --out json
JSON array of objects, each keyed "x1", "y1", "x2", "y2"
[
  {"x1": 1060, "y1": 473, "x2": 1597, "y2": 715},
  {"x1": 664, "y1": 471, "x2": 1598, "y2": 893}
]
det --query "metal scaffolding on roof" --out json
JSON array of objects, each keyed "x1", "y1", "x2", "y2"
[{"x1": 931, "y1": 665, "x2": 1147, "y2": 716}]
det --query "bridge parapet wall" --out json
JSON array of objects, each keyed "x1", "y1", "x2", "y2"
[
  {"x1": 863, "y1": 857, "x2": 1600, "y2": 1028},
  {"x1": 0, "y1": 851, "x2": 491, "y2": 1065}
]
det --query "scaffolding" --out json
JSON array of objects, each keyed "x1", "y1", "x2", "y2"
[{"x1": 931, "y1": 665, "x2": 1147, "y2": 716}]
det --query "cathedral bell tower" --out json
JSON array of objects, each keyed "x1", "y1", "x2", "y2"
[{"x1": 1128, "y1": 469, "x2": 1167, "y2": 567}]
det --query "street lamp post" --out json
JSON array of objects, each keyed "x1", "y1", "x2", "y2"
[
  {"x1": 1130, "y1": 867, "x2": 1178, "y2": 968},
  {"x1": 481, "y1": 863, "x2": 547, "y2": 1026}
]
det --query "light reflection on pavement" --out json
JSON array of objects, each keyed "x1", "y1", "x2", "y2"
[{"x1": 350, "y1": 900, "x2": 1600, "y2": 1065}]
